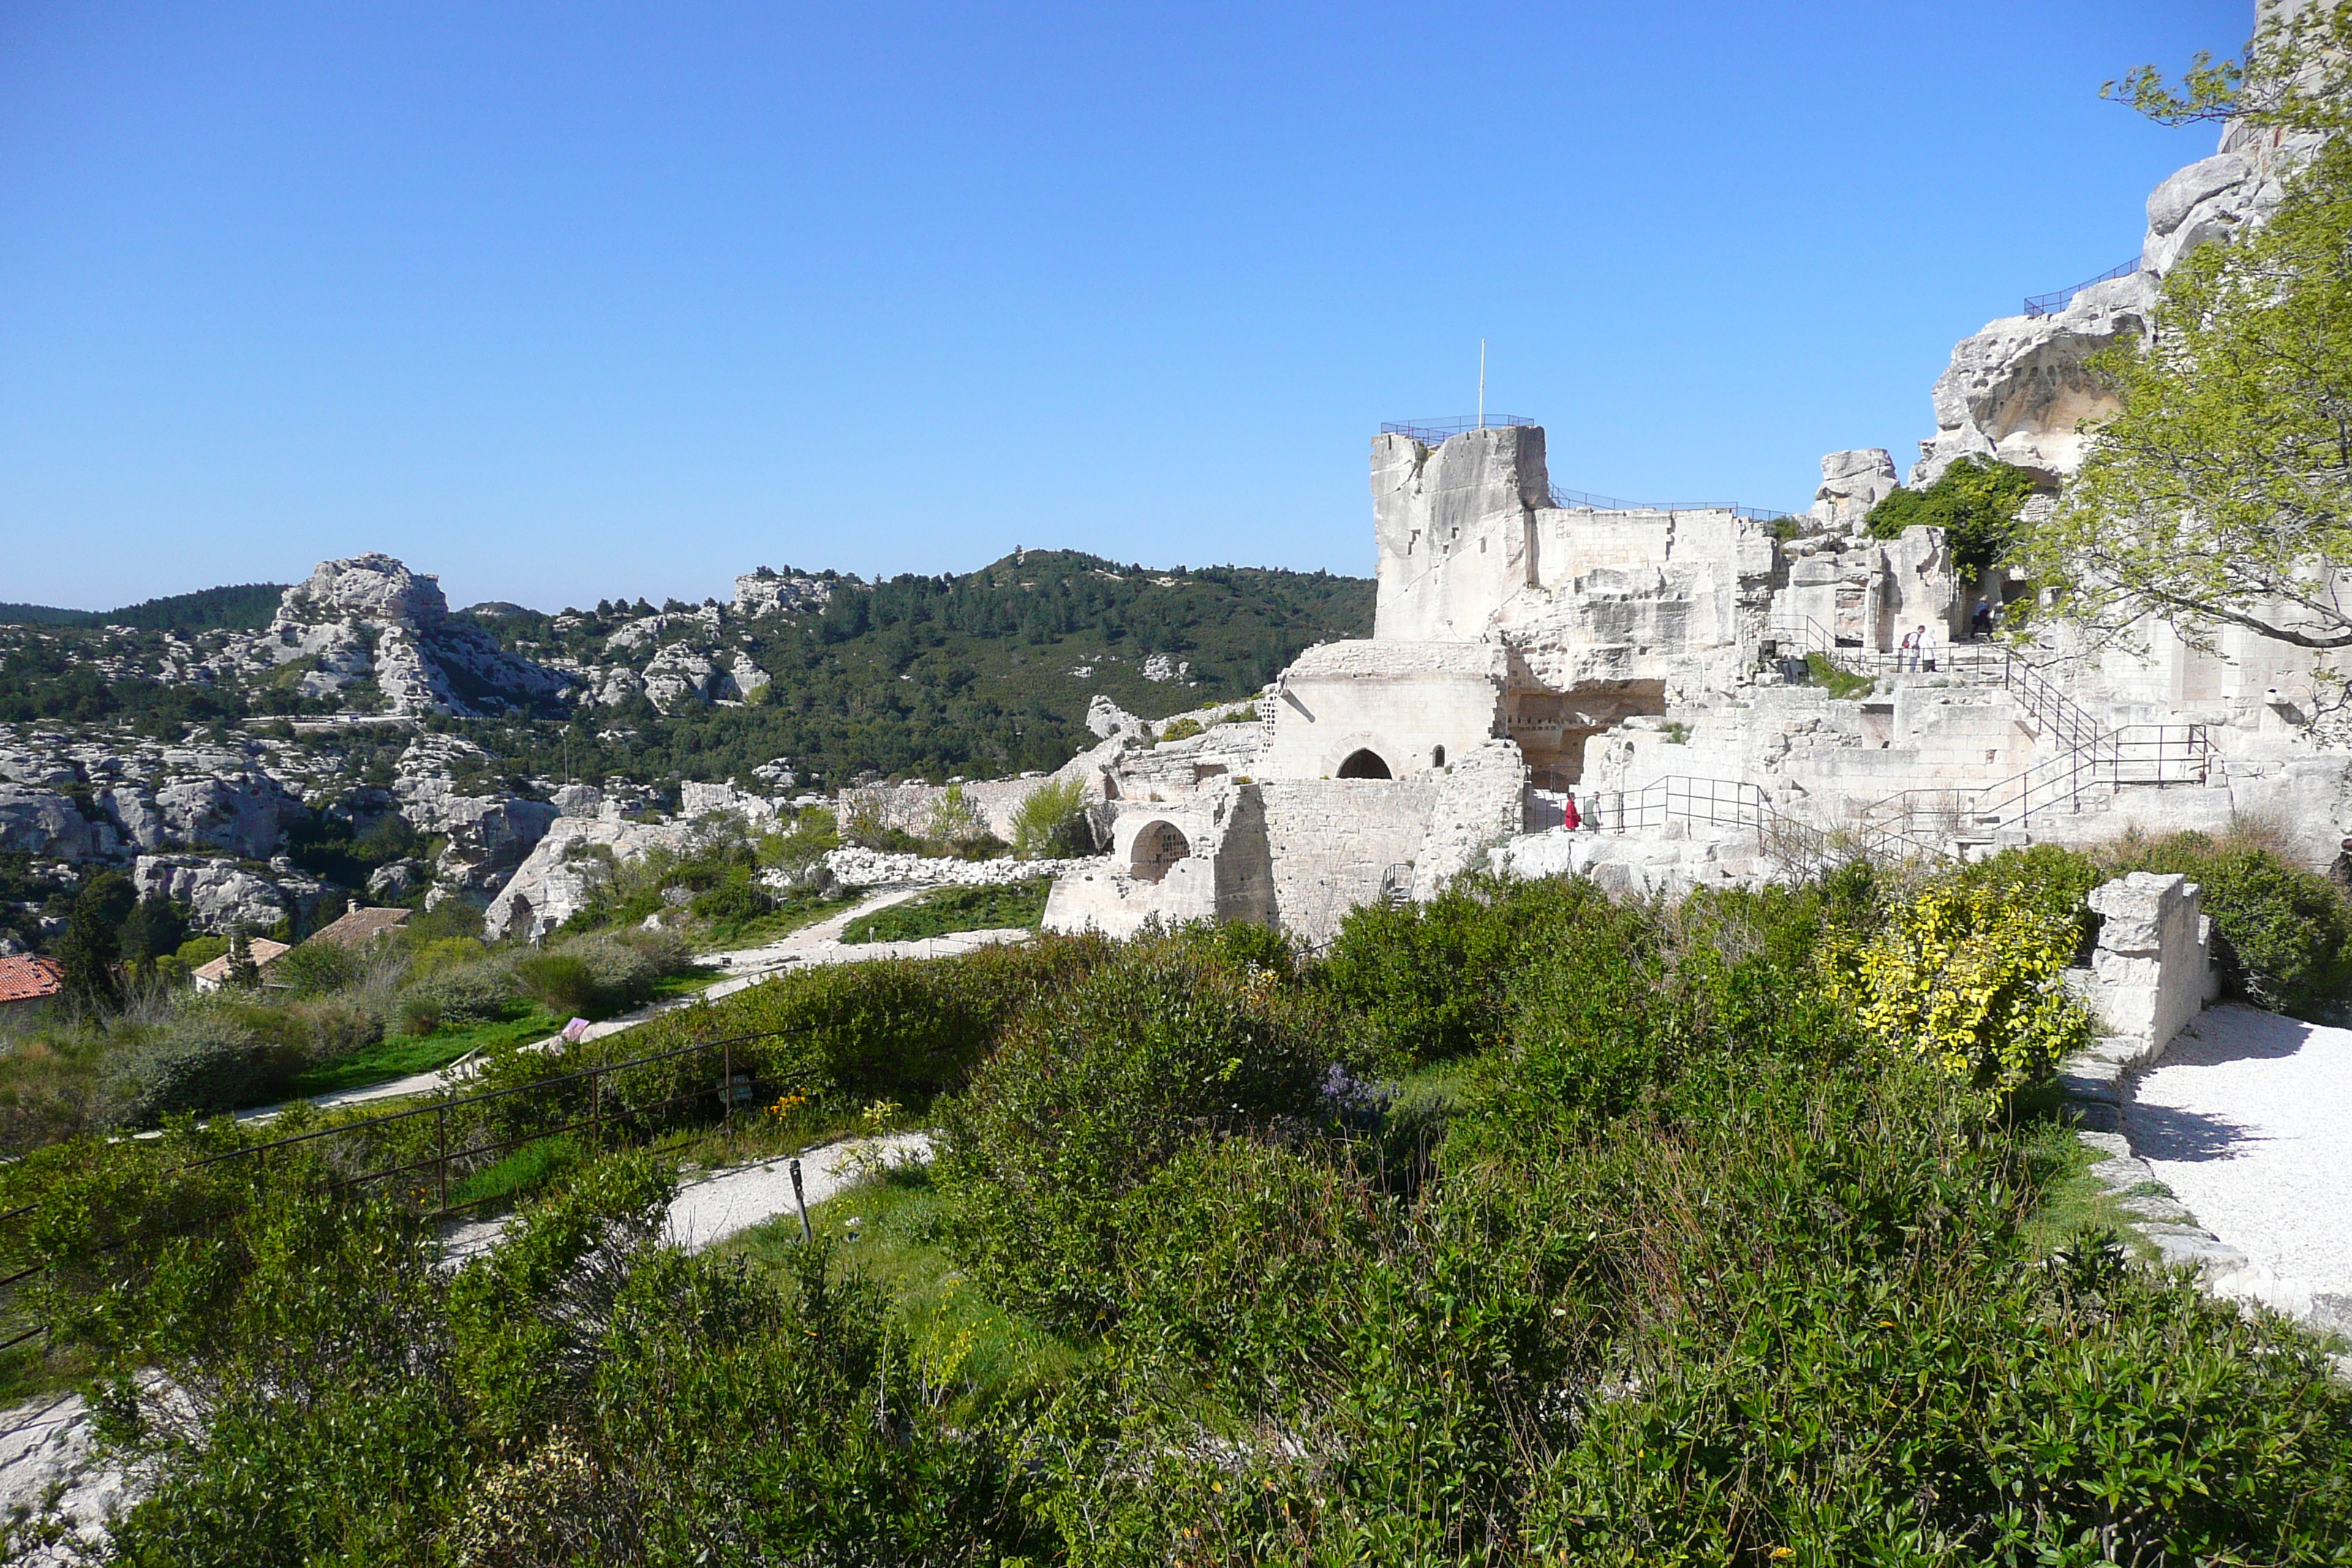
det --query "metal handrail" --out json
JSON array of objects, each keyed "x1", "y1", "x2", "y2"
[
  {"x1": 1550, "y1": 485, "x2": 1793, "y2": 521},
  {"x1": 2024, "y1": 258, "x2": 2141, "y2": 318},
  {"x1": 1379, "y1": 416, "x2": 1536, "y2": 445}
]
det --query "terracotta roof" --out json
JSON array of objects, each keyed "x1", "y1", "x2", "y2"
[
  {"x1": 306, "y1": 906, "x2": 412, "y2": 949},
  {"x1": 191, "y1": 938, "x2": 292, "y2": 986},
  {"x1": 0, "y1": 956, "x2": 64, "y2": 1005}
]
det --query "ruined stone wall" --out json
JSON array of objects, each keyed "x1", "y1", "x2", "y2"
[
  {"x1": 834, "y1": 777, "x2": 1058, "y2": 843},
  {"x1": 1262, "y1": 641, "x2": 1507, "y2": 781},
  {"x1": 1256, "y1": 778, "x2": 1440, "y2": 946},
  {"x1": 1372, "y1": 427, "x2": 1547, "y2": 642}
]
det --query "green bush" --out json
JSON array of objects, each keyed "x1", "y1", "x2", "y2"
[
  {"x1": 1318, "y1": 872, "x2": 1629, "y2": 1069},
  {"x1": 687, "y1": 865, "x2": 772, "y2": 925},
  {"x1": 510, "y1": 952, "x2": 611, "y2": 1019},
  {"x1": 269, "y1": 939, "x2": 361, "y2": 996},
  {"x1": 394, "y1": 957, "x2": 518, "y2": 1036},
  {"x1": 1865, "y1": 453, "x2": 2041, "y2": 577},
  {"x1": 1008, "y1": 775, "x2": 1092, "y2": 859},
  {"x1": 2104, "y1": 832, "x2": 2352, "y2": 1015},
  {"x1": 935, "y1": 935, "x2": 1335, "y2": 1330},
  {"x1": 104, "y1": 1012, "x2": 306, "y2": 1123}
]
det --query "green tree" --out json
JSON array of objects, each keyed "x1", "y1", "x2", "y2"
[
  {"x1": 2018, "y1": 15, "x2": 2352, "y2": 654},
  {"x1": 118, "y1": 890, "x2": 188, "y2": 983},
  {"x1": 53, "y1": 871, "x2": 135, "y2": 1014},
  {"x1": 225, "y1": 925, "x2": 261, "y2": 990},
  {"x1": 2019, "y1": 133, "x2": 2352, "y2": 653},
  {"x1": 1865, "y1": 456, "x2": 2041, "y2": 578}
]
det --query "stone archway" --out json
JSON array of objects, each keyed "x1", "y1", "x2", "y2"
[
  {"x1": 1337, "y1": 749, "x2": 1392, "y2": 780},
  {"x1": 1129, "y1": 821, "x2": 1191, "y2": 883}
]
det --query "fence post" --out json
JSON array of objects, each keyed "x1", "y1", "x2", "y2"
[
  {"x1": 723, "y1": 1041, "x2": 733, "y2": 1125},
  {"x1": 436, "y1": 1107, "x2": 448, "y2": 1215},
  {"x1": 591, "y1": 1068, "x2": 602, "y2": 1145}
]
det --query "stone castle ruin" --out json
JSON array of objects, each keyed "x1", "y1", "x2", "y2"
[{"x1": 1039, "y1": 92, "x2": 2352, "y2": 943}]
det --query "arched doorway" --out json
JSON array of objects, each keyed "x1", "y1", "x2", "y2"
[
  {"x1": 1431, "y1": 745, "x2": 1446, "y2": 769},
  {"x1": 1337, "y1": 749, "x2": 1392, "y2": 780},
  {"x1": 1129, "y1": 821, "x2": 1191, "y2": 883}
]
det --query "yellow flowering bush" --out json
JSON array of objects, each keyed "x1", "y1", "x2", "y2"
[{"x1": 1822, "y1": 878, "x2": 2090, "y2": 1092}]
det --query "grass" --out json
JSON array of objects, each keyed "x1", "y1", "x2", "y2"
[
  {"x1": 689, "y1": 890, "x2": 868, "y2": 953},
  {"x1": 1806, "y1": 650, "x2": 1878, "y2": 701},
  {"x1": 717, "y1": 1160, "x2": 1085, "y2": 1418},
  {"x1": 2016, "y1": 1104, "x2": 2160, "y2": 1262},
  {"x1": 448, "y1": 1134, "x2": 584, "y2": 1210},
  {"x1": 841, "y1": 880, "x2": 1050, "y2": 945},
  {"x1": 282, "y1": 1007, "x2": 562, "y2": 1098}
]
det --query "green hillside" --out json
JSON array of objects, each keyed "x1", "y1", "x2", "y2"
[
  {"x1": 483, "y1": 549, "x2": 1372, "y2": 788},
  {"x1": 0, "y1": 583, "x2": 284, "y2": 633}
]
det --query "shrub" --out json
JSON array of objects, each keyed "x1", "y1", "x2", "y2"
[
  {"x1": 270, "y1": 939, "x2": 360, "y2": 997},
  {"x1": 1008, "y1": 776, "x2": 1092, "y2": 859},
  {"x1": 1318, "y1": 872, "x2": 1630, "y2": 1069},
  {"x1": 407, "y1": 935, "x2": 487, "y2": 978},
  {"x1": 935, "y1": 937, "x2": 1335, "y2": 1330},
  {"x1": 754, "y1": 807, "x2": 840, "y2": 882},
  {"x1": 1864, "y1": 453, "x2": 2040, "y2": 577},
  {"x1": 924, "y1": 783, "x2": 987, "y2": 845},
  {"x1": 394, "y1": 958, "x2": 519, "y2": 1036},
  {"x1": 105, "y1": 1011, "x2": 305, "y2": 1123},
  {"x1": 1155, "y1": 716, "x2": 1203, "y2": 744},
  {"x1": 1820, "y1": 872, "x2": 2092, "y2": 1092},
  {"x1": 510, "y1": 953, "x2": 600, "y2": 1018},
  {"x1": 687, "y1": 866, "x2": 772, "y2": 926},
  {"x1": 2102, "y1": 831, "x2": 2352, "y2": 1015}
]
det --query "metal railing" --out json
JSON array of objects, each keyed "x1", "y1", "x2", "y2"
[
  {"x1": 0, "y1": 1025, "x2": 802, "y2": 1354},
  {"x1": 1758, "y1": 618, "x2": 2212, "y2": 862},
  {"x1": 1550, "y1": 485, "x2": 1793, "y2": 521},
  {"x1": 1379, "y1": 416, "x2": 1536, "y2": 445},
  {"x1": 2024, "y1": 258, "x2": 2141, "y2": 317}
]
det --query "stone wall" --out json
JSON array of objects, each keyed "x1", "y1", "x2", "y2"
[
  {"x1": 833, "y1": 777, "x2": 1058, "y2": 844},
  {"x1": 2067, "y1": 872, "x2": 2218, "y2": 1063},
  {"x1": 1256, "y1": 777, "x2": 1439, "y2": 946},
  {"x1": 1262, "y1": 641, "x2": 1507, "y2": 782}
]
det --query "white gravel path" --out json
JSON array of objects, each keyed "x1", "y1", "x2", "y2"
[
  {"x1": 662, "y1": 1131, "x2": 932, "y2": 1252},
  {"x1": 2125, "y1": 1003, "x2": 2352, "y2": 1331}
]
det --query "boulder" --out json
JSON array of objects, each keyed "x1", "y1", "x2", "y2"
[
  {"x1": 0, "y1": 787, "x2": 95, "y2": 860},
  {"x1": 132, "y1": 855, "x2": 332, "y2": 934},
  {"x1": 366, "y1": 859, "x2": 429, "y2": 902},
  {"x1": 1086, "y1": 695, "x2": 1149, "y2": 741},
  {"x1": 1807, "y1": 450, "x2": 1899, "y2": 533}
]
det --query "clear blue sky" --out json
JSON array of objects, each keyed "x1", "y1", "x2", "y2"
[{"x1": 3, "y1": 1, "x2": 2247, "y2": 612}]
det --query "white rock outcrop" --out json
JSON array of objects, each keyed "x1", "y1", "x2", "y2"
[{"x1": 253, "y1": 554, "x2": 577, "y2": 717}]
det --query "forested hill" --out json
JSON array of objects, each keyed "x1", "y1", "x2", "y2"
[
  {"x1": 475, "y1": 549, "x2": 1375, "y2": 785},
  {"x1": 0, "y1": 551, "x2": 1372, "y2": 790},
  {"x1": 0, "y1": 584, "x2": 285, "y2": 633}
]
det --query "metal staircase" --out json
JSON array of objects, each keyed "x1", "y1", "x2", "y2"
[{"x1": 1610, "y1": 625, "x2": 2215, "y2": 870}]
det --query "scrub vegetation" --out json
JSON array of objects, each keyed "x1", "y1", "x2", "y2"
[{"x1": 6, "y1": 847, "x2": 2350, "y2": 1564}]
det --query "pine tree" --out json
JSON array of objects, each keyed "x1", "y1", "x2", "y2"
[
  {"x1": 54, "y1": 872, "x2": 133, "y2": 1015},
  {"x1": 226, "y1": 926, "x2": 260, "y2": 990}
]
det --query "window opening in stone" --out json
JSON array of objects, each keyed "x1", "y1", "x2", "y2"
[
  {"x1": 1337, "y1": 749, "x2": 1392, "y2": 780},
  {"x1": 1431, "y1": 745, "x2": 1446, "y2": 769},
  {"x1": 1129, "y1": 821, "x2": 1191, "y2": 882}
]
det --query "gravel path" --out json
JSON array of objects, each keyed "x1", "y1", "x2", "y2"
[
  {"x1": 662, "y1": 1131, "x2": 932, "y2": 1252},
  {"x1": 2125, "y1": 1003, "x2": 2352, "y2": 1331}
]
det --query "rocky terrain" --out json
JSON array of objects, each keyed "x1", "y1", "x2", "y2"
[{"x1": 0, "y1": 553, "x2": 1365, "y2": 947}]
